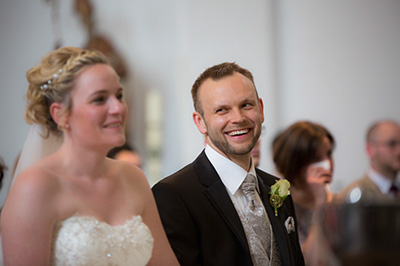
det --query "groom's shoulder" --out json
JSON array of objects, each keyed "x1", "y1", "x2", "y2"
[
  {"x1": 153, "y1": 160, "x2": 198, "y2": 189},
  {"x1": 152, "y1": 152, "x2": 211, "y2": 193},
  {"x1": 256, "y1": 168, "x2": 280, "y2": 186}
]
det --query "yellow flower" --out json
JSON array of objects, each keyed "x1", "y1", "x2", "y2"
[{"x1": 269, "y1": 179, "x2": 291, "y2": 216}]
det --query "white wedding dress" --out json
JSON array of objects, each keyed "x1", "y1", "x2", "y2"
[
  {"x1": 51, "y1": 215, "x2": 154, "y2": 266},
  {"x1": 8, "y1": 126, "x2": 154, "y2": 265}
]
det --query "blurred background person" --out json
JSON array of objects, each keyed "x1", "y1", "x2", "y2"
[
  {"x1": 0, "y1": 157, "x2": 5, "y2": 265},
  {"x1": 0, "y1": 156, "x2": 7, "y2": 222},
  {"x1": 0, "y1": 156, "x2": 7, "y2": 219},
  {"x1": 272, "y1": 121, "x2": 337, "y2": 266},
  {"x1": 107, "y1": 142, "x2": 142, "y2": 168},
  {"x1": 0, "y1": 157, "x2": 6, "y2": 195},
  {"x1": 341, "y1": 120, "x2": 400, "y2": 202},
  {"x1": 251, "y1": 139, "x2": 261, "y2": 168}
]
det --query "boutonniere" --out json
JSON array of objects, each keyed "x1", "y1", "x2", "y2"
[{"x1": 269, "y1": 179, "x2": 291, "y2": 216}]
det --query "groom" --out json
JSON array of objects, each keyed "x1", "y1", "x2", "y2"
[{"x1": 152, "y1": 62, "x2": 304, "y2": 266}]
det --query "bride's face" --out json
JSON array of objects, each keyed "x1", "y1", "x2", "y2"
[{"x1": 66, "y1": 64, "x2": 127, "y2": 151}]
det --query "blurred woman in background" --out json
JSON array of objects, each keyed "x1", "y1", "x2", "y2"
[{"x1": 273, "y1": 120, "x2": 337, "y2": 265}]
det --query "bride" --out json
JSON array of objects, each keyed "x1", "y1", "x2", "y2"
[{"x1": 1, "y1": 47, "x2": 179, "y2": 266}]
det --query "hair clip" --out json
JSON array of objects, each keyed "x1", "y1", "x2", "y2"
[{"x1": 40, "y1": 69, "x2": 63, "y2": 90}]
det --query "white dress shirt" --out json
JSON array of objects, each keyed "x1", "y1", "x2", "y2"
[
  {"x1": 368, "y1": 167, "x2": 399, "y2": 195},
  {"x1": 205, "y1": 145, "x2": 264, "y2": 215}
]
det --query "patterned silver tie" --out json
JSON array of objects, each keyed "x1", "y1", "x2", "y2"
[
  {"x1": 242, "y1": 174, "x2": 265, "y2": 216},
  {"x1": 241, "y1": 174, "x2": 280, "y2": 266}
]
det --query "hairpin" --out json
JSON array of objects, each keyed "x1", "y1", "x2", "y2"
[{"x1": 40, "y1": 69, "x2": 63, "y2": 90}]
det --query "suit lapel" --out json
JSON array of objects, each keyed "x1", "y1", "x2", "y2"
[
  {"x1": 193, "y1": 151, "x2": 251, "y2": 257},
  {"x1": 258, "y1": 175, "x2": 293, "y2": 266}
]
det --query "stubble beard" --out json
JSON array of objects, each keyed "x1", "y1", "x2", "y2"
[
  {"x1": 208, "y1": 126, "x2": 262, "y2": 157},
  {"x1": 375, "y1": 157, "x2": 400, "y2": 178}
]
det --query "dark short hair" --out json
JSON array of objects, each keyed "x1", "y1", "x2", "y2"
[
  {"x1": 107, "y1": 143, "x2": 135, "y2": 159},
  {"x1": 0, "y1": 157, "x2": 7, "y2": 190},
  {"x1": 191, "y1": 62, "x2": 256, "y2": 115},
  {"x1": 272, "y1": 121, "x2": 335, "y2": 185}
]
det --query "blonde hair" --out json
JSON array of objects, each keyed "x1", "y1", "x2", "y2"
[{"x1": 25, "y1": 47, "x2": 109, "y2": 136}]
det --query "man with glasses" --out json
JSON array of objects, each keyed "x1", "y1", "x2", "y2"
[{"x1": 342, "y1": 120, "x2": 400, "y2": 201}]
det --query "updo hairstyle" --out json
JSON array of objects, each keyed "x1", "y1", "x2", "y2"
[
  {"x1": 25, "y1": 46, "x2": 109, "y2": 136},
  {"x1": 272, "y1": 121, "x2": 335, "y2": 186}
]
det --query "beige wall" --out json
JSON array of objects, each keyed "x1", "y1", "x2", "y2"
[{"x1": 1, "y1": 0, "x2": 399, "y2": 206}]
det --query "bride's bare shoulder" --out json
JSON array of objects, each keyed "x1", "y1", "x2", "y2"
[
  {"x1": 2, "y1": 158, "x2": 64, "y2": 229},
  {"x1": 108, "y1": 159, "x2": 150, "y2": 192},
  {"x1": 11, "y1": 159, "x2": 62, "y2": 201}
]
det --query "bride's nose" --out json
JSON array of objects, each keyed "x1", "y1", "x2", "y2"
[{"x1": 109, "y1": 96, "x2": 126, "y2": 114}]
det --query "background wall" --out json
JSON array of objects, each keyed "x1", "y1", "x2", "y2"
[{"x1": 1, "y1": 0, "x2": 399, "y2": 207}]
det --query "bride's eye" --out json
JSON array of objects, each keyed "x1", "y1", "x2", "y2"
[{"x1": 92, "y1": 96, "x2": 106, "y2": 104}]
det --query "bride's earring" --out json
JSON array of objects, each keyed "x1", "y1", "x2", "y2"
[{"x1": 58, "y1": 123, "x2": 69, "y2": 131}]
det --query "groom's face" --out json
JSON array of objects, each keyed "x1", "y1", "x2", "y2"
[{"x1": 193, "y1": 72, "x2": 264, "y2": 158}]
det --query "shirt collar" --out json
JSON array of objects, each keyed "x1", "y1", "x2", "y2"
[
  {"x1": 205, "y1": 144, "x2": 257, "y2": 195},
  {"x1": 368, "y1": 167, "x2": 394, "y2": 194}
]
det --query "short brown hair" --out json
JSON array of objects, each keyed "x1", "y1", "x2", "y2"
[
  {"x1": 191, "y1": 62, "x2": 256, "y2": 115},
  {"x1": 272, "y1": 121, "x2": 335, "y2": 185}
]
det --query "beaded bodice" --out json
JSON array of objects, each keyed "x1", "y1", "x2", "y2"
[{"x1": 51, "y1": 215, "x2": 154, "y2": 266}]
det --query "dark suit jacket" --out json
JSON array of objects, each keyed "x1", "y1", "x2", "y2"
[{"x1": 152, "y1": 151, "x2": 304, "y2": 266}]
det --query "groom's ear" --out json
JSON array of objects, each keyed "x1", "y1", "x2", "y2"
[
  {"x1": 193, "y1": 111, "x2": 207, "y2": 135},
  {"x1": 50, "y1": 102, "x2": 67, "y2": 127}
]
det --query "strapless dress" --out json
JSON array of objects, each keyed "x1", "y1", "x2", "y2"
[{"x1": 51, "y1": 215, "x2": 154, "y2": 265}]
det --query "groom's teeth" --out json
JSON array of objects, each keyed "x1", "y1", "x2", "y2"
[{"x1": 228, "y1": 129, "x2": 249, "y2": 136}]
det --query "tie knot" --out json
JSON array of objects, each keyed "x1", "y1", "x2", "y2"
[
  {"x1": 242, "y1": 174, "x2": 264, "y2": 215},
  {"x1": 242, "y1": 174, "x2": 257, "y2": 196}
]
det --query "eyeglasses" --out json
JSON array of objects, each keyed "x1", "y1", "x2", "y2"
[{"x1": 373, "y1": 139, "x2": 400, "y2": 149}]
